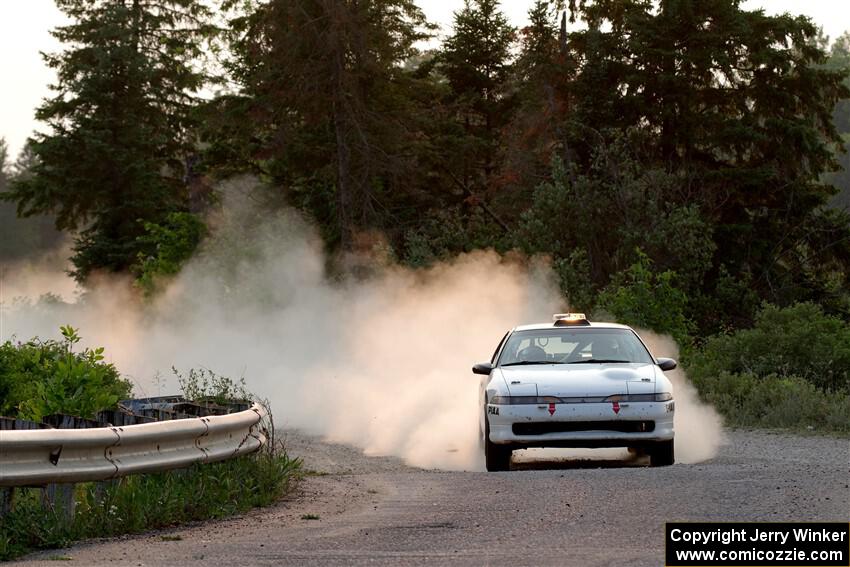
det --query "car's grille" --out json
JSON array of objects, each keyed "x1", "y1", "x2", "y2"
[{"x1": 512, "y1": 420, "x2": 655, "y2": 436}]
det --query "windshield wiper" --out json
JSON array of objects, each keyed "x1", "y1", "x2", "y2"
[
  {"x1": 569, "y1": 359, "x2": 631, "y2": 364},
  {"x1": 500, "y1": 360, "x2": 563, "y2": 367}
]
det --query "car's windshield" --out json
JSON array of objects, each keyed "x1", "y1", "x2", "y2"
[{"x1": 497, "y1": 328, "x2": 653, "y2": 366}]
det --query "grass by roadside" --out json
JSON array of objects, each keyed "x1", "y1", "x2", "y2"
[
  {"x1": 689, "y1": 370, "x2": 850, "y2": 435},
  {"x1": 0, "y1": 447, "x2": 300, "y2": 561}
]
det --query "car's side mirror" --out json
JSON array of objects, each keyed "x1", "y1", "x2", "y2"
[
  {"x1": 657, "y1": 358, "x2": 677, "y2": 371},
  {"x1": 472, "y1": 362, "x2": 493, "y2": 375}
]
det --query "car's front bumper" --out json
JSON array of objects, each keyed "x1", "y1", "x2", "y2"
[{"x1": 487, "y1": 400, "x2": 674, "y2": 448}]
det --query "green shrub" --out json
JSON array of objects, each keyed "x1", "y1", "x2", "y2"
[
  {"x1": 684, "y1": 302, "x2": 850, "y2": 433},
  {"x1": 690, "y1": 370, "x2": 850, "y2": 433},
  {"x1": 172, "y1": 367, "x2": 251, "y2": 405},
  {"x1": 596, "y1": 250, "x2": 693, "y2": 343},
  {"x1": 133, "y1": 211, "x2": 207, "y2": 295},
  {"x1": 686, "y1": 302, "x2": 850, "y2": 393},
  {"x1": 0, "y1": 326, "x2": 132, "y2": 421}
]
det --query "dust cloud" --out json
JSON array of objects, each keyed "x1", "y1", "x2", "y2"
[
  {"x1": 0, "y1": 239, "x2": 78, "y2": 302},
  {"x1": 1, "y1": 181, "x2": 560, "y2": 470},
  {"x1": 1, "y1": 180, "x2": 723, "y2": 470},
  {"x1": 638, "y1": 331, "x2": 726, "y2": 463}
]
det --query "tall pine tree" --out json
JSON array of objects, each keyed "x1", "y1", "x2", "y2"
[
  {"x1": 221, "y1": 0, "x2": 432, "y2": 249},
  {"x1": 502, "y1": 1, "x2": 574, "y2": 193},
  {"x1": 3, "y1": 0, "x2": 214, "y2": 281},
  {"x1": 440, "y1": 0, "x2": 515, "y2": 190}
]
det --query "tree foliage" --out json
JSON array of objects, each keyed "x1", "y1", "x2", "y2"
[
  {"x1": 596, "y1": 250, "x2": 694, "y2": 343},
  {"x1": 439, "y1": 0, "x2": 515, "y2": 186},
  {"x1": 3, "y1": 0, "x2": 849, "y2": 339},
  {"x1": 560, "y1": 0, "x2": 850, "y2": 316},
  {"x1": 2, "y1": 0, "x2": 214, "y2": 280},
  {"x1": 132, "y1": 211, "x2": 207, "y2": 295},
  {"x1": 219, "y1": 0, "x2": 433, "y2": 248},
  {"x1": 824, "y1": 32, "x2": 850, "y2": 211},
  {"x1": 0, "y1": 138, "x2": 8, "y2": 193},
  {"x1": 502, "y1": 1, "x2": 574, "y2": 194}
]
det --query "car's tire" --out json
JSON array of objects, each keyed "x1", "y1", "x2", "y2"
[
  {"x1": 484, "y1": 414, "x2": 511, "y2": 472},
  {"x1": 649, "y1": 439, "x2": 675, "y2": 467}
]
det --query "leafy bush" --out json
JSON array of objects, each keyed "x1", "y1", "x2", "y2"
[
  {"x1": 596, "y1": 250, "x2": 693, "y2": 343},
  {"x1": 0, "y1": 326, "x2": 132, "y2": 421},
  {"x1": 133, "y1": 211, "x2": 207, "y2": 295},
  {"x1": 690, "y1": 371, "x2": 850, "y2": 433},
  {"x1": 172, "y1": 367, "x2": 251, "y2": 405},
  {"x1": 686, "y1": 303, "x2": 850, "y2": 393}
]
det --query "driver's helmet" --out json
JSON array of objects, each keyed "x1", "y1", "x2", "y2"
[
  {"x1": 592, "y1": 336, "x2": 621, "y2": 360},
  {"x1": 519, "y1": 340, "x2": 547, "y2": 362}
]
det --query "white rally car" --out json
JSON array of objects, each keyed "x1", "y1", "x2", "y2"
[{"x1": 474, "y1": 314, "x2": 676, "y2": 471}]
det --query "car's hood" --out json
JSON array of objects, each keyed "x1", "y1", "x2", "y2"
[{"x1": 499, "y1": 363, "x2": 658, "y2": 397}]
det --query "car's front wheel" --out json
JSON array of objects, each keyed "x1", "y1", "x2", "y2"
[
  {"x1": 649, "y1": 439, "x2": 675, "y2": 467},
  {"x1": 484, "y1": 413, "x2": 511, "y2": 472}
]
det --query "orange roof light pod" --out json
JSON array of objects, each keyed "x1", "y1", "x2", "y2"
[{"x1": 552, "y1": 313, "x2": 590, "y2": 326}]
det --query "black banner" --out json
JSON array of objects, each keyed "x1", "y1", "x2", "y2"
[{"x1": 666, "y1": 522, "x2": 850, "y2": 566}]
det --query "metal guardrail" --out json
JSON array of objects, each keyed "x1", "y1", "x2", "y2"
[{"x1": 0, "y1": 403, "x2": 267, "y2": 487}]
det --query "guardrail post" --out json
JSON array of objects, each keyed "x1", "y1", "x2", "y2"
[
  {"x1": 43, "y1": 483, "x2": 76, "y2": 522},
  {"x1": 0, "y1": 488, "x2": 13, "y2": 517}
]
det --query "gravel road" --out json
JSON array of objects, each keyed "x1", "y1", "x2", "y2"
[{"x1": 14, "y1": 430, "x2": 850, "y2": 567}]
